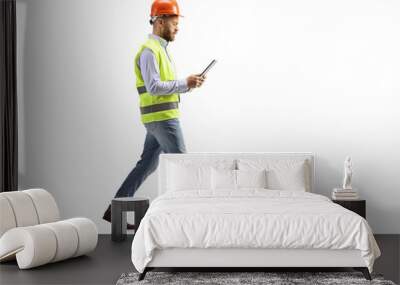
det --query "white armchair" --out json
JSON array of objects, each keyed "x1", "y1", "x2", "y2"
[{"x1": 0, "y1": 188, "x2": 98, "y2": 269}]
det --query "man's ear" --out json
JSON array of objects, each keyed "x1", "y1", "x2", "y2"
[{"x1": 155, "y1": 17, "x2": 164, "y2": 25}]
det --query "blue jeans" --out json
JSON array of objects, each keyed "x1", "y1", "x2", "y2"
[{"x1": 114, "y1": 119, "x2": 186, "y2": 198}]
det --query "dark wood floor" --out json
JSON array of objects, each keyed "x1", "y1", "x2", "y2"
[{"x1": 0, "y1": 235, "x2": 398, "y2": 285}]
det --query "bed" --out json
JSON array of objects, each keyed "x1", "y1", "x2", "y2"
[{"x1": 130, "y1": 153, "x2": 381, "y2": 280}]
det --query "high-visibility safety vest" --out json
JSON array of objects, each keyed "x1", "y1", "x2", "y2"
[{"x1": 134, "y1": 38, "x2": 180, "y2": 124}]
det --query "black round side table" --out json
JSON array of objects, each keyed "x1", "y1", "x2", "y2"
[{"x1": 111, "y1": 197, "x2": 149, "y2": 242}]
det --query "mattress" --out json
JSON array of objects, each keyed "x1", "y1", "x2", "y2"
[{"x1": 131, "y1": 189, "x2": 380, "y2": 273}]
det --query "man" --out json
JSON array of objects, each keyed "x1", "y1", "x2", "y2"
[{"x1": 103, "y1": 0, "x2": 205, "y2": 227}]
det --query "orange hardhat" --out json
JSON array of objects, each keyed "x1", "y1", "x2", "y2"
[{"x1": 150, "y1": 0, "x2": 182, "y2": 18}]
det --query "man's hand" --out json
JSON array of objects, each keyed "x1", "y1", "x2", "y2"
[{"x1": 186, "y1": 74, "x2": 206, "y2": 89}]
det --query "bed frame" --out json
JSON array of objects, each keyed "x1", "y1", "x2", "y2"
[
  {"x1": 138, "y1": 153, "x2": 372, "y2": 281},
  {"x1": 141, "y1": 248, "x2": 370, "y2": 280}
]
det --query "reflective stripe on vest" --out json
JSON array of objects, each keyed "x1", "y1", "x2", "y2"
[
  {"x1": 140, "y1": 102, "x2": 179, "y2": 115},
  {"x1": 137, "y1": 86, "x2": 147, "y2": 94}
]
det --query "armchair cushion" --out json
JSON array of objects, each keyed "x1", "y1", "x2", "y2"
[{"x1": 0, "y1": 189, "x2": 97, "y2": 269}]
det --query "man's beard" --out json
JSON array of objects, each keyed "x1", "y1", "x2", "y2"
[{"x1": 162, "y1": 31, "x2": 174, "y2": 42}]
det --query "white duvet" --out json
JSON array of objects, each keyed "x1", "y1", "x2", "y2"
[{"x1": 131, "y1": 189, "x2": 380, "y2": 273}]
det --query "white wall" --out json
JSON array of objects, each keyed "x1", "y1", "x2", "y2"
[{"x1": 17, "y1": 0, "x2": 400, "y2": 234}]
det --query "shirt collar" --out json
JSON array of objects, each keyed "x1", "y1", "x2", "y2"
[{"x1": 149, "y1": 34, "x2": 168, "y2": 48}]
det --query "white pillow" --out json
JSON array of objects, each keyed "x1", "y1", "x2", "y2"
[
  {"x1": 211, "y1": 169, "x2": 237, "y2": 190},
  {"x1": 167, "y1": 163, "x2": 212, "y2": 192},
  {"x1": 267, "y1": 166, "x2": 306, "y2": 191},
  {"x1": 211, "y1": 169, "x2": 268, "y2": 190},
  {"x1": 237, "y1": 169, "x2": 268, "y2": 189},
  {"x1": 237, "y1": 159, "x2": 309, "y2": 191}
]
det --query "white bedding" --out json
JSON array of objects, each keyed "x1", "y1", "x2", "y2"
[{"x1": 131, "y1": 190, "x2": 380, "y2": 273}]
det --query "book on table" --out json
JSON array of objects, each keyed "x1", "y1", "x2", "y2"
[{"x1": 332, "y1": 188, "x2": 359, "y2": 200}]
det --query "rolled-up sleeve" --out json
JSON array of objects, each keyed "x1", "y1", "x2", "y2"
[{"x1": 138, "y1": 48, "x2": 189, "y2": 95}]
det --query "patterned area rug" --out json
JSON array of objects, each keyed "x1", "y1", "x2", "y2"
[{"x1": 116, "y1": 271, "x2": 396, "y2": 285}]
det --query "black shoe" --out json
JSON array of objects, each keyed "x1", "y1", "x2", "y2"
[{"x1": 102, "y1": 204, "x2": 137, "y2": 230}]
